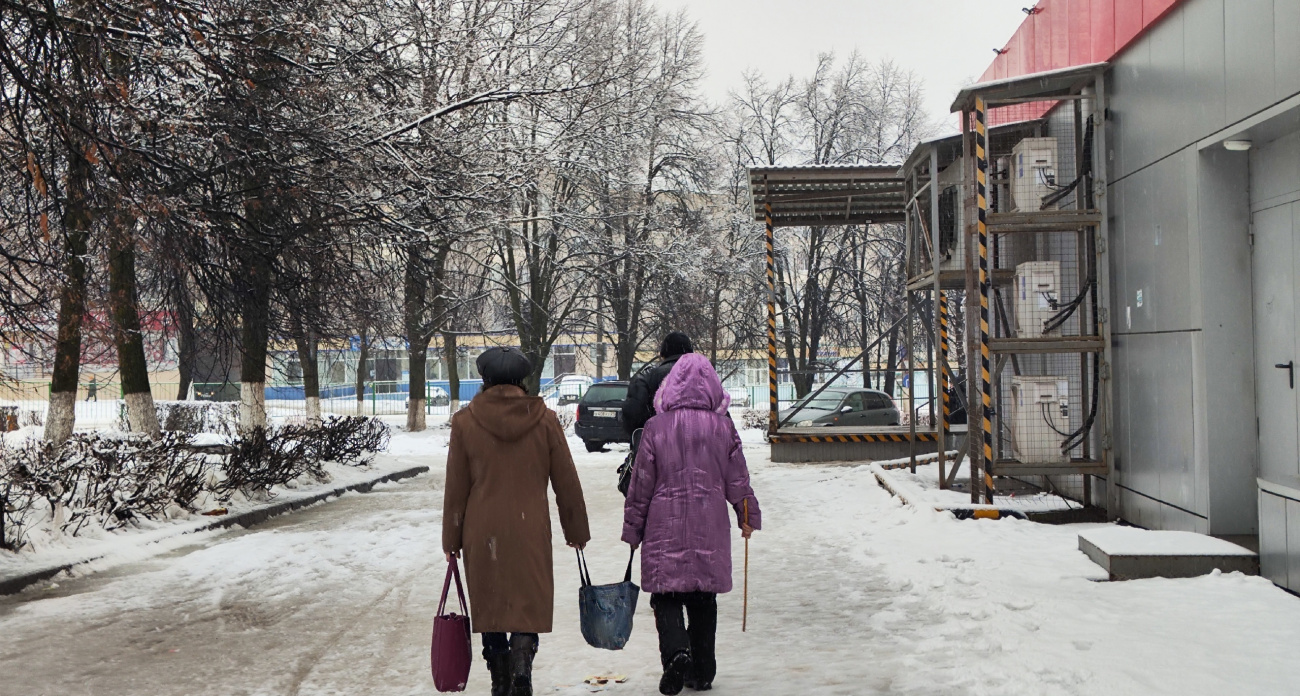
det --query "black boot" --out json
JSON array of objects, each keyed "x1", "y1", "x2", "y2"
[
  {"x1": 486, "y1": 652, "x2": 512, "y2": 696},
  {"x1": 509, "y1": 633, "x2": 537, "y2": 696},
  {"x1": 659, "y1": 651, "x2": 692, "y2": 695}
]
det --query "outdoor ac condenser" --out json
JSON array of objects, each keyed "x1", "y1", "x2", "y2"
[
  {"x1": 1015, "y1": 261, "x2": 1061, "y2": 338},
  {"x1": 1010, "y1": 376, "x2": 1070, "y2": 464},
  {"x1": 1011, "y1": 137, "x2": 1057, "y2": 212}
]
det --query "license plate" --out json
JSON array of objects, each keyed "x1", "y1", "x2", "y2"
[{"x1": 594, "y1": 410, "x2": 619, "y2": 418}]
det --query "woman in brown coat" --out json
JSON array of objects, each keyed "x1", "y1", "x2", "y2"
[{"x1": 443, "y1": 347, "x2": 590, "y2": 696}]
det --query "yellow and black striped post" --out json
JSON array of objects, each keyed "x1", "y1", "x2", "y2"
[
  {"x1": 974, "y1": 97, "x2": 996, "y2": 504},
  {"x1": 766, "y1": 195, "x2": 778, "y2": 436},
  {"x1": 939, "y1": 294, "x2": 951, "y2": 425}
]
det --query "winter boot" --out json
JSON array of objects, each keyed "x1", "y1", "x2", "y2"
[
  {"x1": 509, "y1": 633, "x2": 537, "y2": 696},
  {"x1": 486, "y1": 651, "x2": 512, "y2": 696},
  {"x1": 659, "y1": 651, "x2": 692, "y2": 695},
  {"x1": 683, "y1": 676, "x2": 712, "y2": 691}
]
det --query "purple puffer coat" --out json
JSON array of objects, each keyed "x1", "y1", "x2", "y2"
[{"x1": 621, "y1": 353, "x2": 762, "y2": 594}]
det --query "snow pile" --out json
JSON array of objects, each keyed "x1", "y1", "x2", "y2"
[{"x1": 875, "y1": 457, "x2": 1079, "y2": 513}]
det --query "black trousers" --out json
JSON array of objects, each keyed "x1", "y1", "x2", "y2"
[
  {"x1": 650, "y1": 592, "x2": 717, "y2": 682},
  {"x1": 481, "y1": 632, "x2": 538, "y2": 659}
]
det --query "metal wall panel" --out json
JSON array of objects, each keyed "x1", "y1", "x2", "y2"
[
  {"x1": 1151, "y1": 153, "x2": 1193, "y2": 334},
  {"x1": 1181, "y1": 0, "x2": 1228, "y2": 150},
  {"x1": 1289, "y1": 499, "x2": 1300, "y2": 591},
  {"x1": 1260, "y1": 490, "x2": 1290, "y2": 587},
  {"x1": 1154, "y1": 332, "x2": 1197, "y2": 512},
  {"x1": 1225, "y1": 0, "x2": 1278, "y2": 125},
  {"x1": 1145, "y1": 8, "x2": 1189, "y2": 167},
  {"x1": 1250, "y1": 130, "x2": 1300, "y2": 212},
  {"x1": 1196, "y1": 147, "x2": 1258, "y2": 534},
  {"x1": 1278, "y1": 1, "x2": 1300, "y2": 101}
]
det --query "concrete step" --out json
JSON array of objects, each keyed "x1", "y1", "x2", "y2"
[{"x1": 1079, "y1": 526, "x2": 1259, "y2": 581}]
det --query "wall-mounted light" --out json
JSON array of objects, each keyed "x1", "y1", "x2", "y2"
[{"x1": 1223, "y1": 140, "x2": 1253, "y2": 151}]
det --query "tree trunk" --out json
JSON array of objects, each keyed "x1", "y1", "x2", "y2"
[
  {"x1": 45, "y1": 156, "x2": 92, "y2": 445},
  {"x1": 443, "y1": 332, "x2": 460, "y2": 412},
  {"x1": 109, "y1": 220, "x2": 160, "y2": 436},
  {"x1": 884, "y1": 320, "x2": 899, "y2": 397},
  {"x1": 172, "y1": 277, "x2": 196, "y2": 400},
  {"x1": 293, "y1": 326, "x2": 320, "y2": 423},
  {"x1": 355, "y1": 331, "x2": 369, "y2": 416},
  {"x1": 710, "y1": 277, "x2": 722, "y2": 365},
  {"x1": 238, "y1": 251, "x2": 272, "y2": 434},
  {"x1": 404, "y1": 245, "x2": 429, "y2": 431},
  {"x1": 860, "y1": 297, "x2": 871, "y2": 389}
]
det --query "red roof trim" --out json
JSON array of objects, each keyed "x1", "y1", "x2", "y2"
[{"x1": 979, "y1": 0, "x2": 1188, "y2": 124}]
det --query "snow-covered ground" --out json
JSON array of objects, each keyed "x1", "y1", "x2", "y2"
[{"x1": 3, "y1": 427, "x2": 1300, "y2": 695}]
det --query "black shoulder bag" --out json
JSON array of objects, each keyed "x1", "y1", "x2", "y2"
[{"x1": 616, "y1": 428, "x2": 642, "y2": 497}]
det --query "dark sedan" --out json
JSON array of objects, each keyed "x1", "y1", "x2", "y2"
[
  {"x1": 778, "y1": 388, "x2": 901, "y2": 428},
  {"x1": 575, "y1": 381, "x2": 631, "y2": 452}
]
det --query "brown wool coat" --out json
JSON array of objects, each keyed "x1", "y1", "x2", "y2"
[{"x1": 442, "y1": 385, "x2": 591, "y2": 634}]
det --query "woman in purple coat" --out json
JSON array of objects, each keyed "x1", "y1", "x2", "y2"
[{"x1": 622, "y1": 353, "x2": 762, "y2": 695}]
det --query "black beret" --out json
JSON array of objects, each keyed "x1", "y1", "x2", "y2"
[
  {"x1": 659, "y1": 331, "x2": 693, "y2": 358},
  {"x1": 477, "y1": 347, "x2": 532, "y2": 386}
]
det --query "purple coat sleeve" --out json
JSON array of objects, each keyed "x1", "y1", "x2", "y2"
[
  {"x1": 722, "y1": 419, "x2": 762, "y2": 530},
  {"x1": 621, "y1": 424, "x2": 658, "y2": 546}
]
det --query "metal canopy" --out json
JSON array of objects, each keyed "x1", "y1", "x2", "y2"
[
  {"x1": 949, "y1": 62, "x2": 1108, "y2": 113},
  {"x1": 748, "y1": 164, "x2": 906, "y2": 228}
]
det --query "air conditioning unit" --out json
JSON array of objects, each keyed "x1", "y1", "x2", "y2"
[
  {"x1": 1016, "y1": 261, "x2": 1061, "y2": 338},
  {"x1": 1010, "y1": 376, "x2": 1070, "y2": 464},
  {"x1": 1011, "y1": 137, "x2": 1058, "y2": 212}
]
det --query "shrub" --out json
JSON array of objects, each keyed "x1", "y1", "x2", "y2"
[
  {"x1": 217, "y1": 427, "x2": 323, "y2": 499},
  {"x1": 304, "y1": 416, "x2": 390, "y2": 466},
  {"x1": 0, "y1": 433, "x2": 212, "y2": 546},
  {"x1": 555, "y1": 409, "x2": 575, "y2": 432},
  {"x1": 740, "y1": 409, "x2": 769, "y2": 431}
]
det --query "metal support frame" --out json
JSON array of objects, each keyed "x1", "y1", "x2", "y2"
[
  {"x1": 1095, "y1": 74, "x2": 1118, "y2": 519},
  {"x1": 765, "y1": 185, "x2": 779, "y2": 437},
  {"x1": 974, "y1": 96, "x2": 995, "y2": 505}
]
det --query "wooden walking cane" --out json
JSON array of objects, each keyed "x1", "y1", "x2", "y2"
[{"x1": 742, "y1": 498, "x2": 750, "y2": 632}]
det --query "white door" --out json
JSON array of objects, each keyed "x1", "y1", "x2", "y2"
[{"x1": 1253, "y1": 202, "x2": 1300, "y2": 482}]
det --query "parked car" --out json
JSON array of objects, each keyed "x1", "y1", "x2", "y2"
[
  {"x1": 430, "y1": 386, "x2": 450, "y2": 407},
  {"x1": 575, "y1": 380, "x2": 631, "y2": 452},
  {"x1": 778, "y1": 388, "x2": 901, "y2": 428}
]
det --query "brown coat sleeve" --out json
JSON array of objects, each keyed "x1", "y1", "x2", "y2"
[
  {"x1": 442, "y1": 414, "x2": 471, "y2": 555},
  {"x1": 547, "y1": 413, "x2": 591, "y2": 547}
]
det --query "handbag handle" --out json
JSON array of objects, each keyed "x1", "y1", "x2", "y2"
[
  {"x1": 577, "y1": 548, "x2": 636, "y2": 586},
  {"x1": 576, "y1": 549, "x2": 593, "y2": 587},
  {"x1": 438, "y1": 557, "x2": 469, "y2": 616}
]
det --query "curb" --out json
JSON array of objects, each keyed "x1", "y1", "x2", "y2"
[
  {"x1": 870, "y1": 464, "x2": 1028, "y2": 521},
  {"x1": 0, "y1": 465, "x2": 429, "y2": 596}
]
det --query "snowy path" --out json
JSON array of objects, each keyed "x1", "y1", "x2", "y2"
[{"x1": 4, "y1": 436, "x2": 1300, "y2": 695}]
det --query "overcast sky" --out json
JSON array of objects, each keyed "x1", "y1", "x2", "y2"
[{"x1": 649, "y1": 0, "x2": 1032, "y2": 133}]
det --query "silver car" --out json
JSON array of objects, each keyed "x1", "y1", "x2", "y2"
[{"x1": 779, "y1": 388, "x2": 901, "y2": 427}]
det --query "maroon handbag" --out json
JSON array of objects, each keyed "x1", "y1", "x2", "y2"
[{"x1": 430, "y1": 558, "x2": 472, "y2": 692}]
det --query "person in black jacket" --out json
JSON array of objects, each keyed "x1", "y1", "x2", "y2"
[{"x1": 622, "y1": 332, "x2": 693, "y2": 435}]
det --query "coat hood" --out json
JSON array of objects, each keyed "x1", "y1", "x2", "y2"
[
  {"x1": 466, "y1": 385, "x2": 549, "y2": 441},
  {"x1": 654, "y1": 353, "x2": 730, "y2": 415}
]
